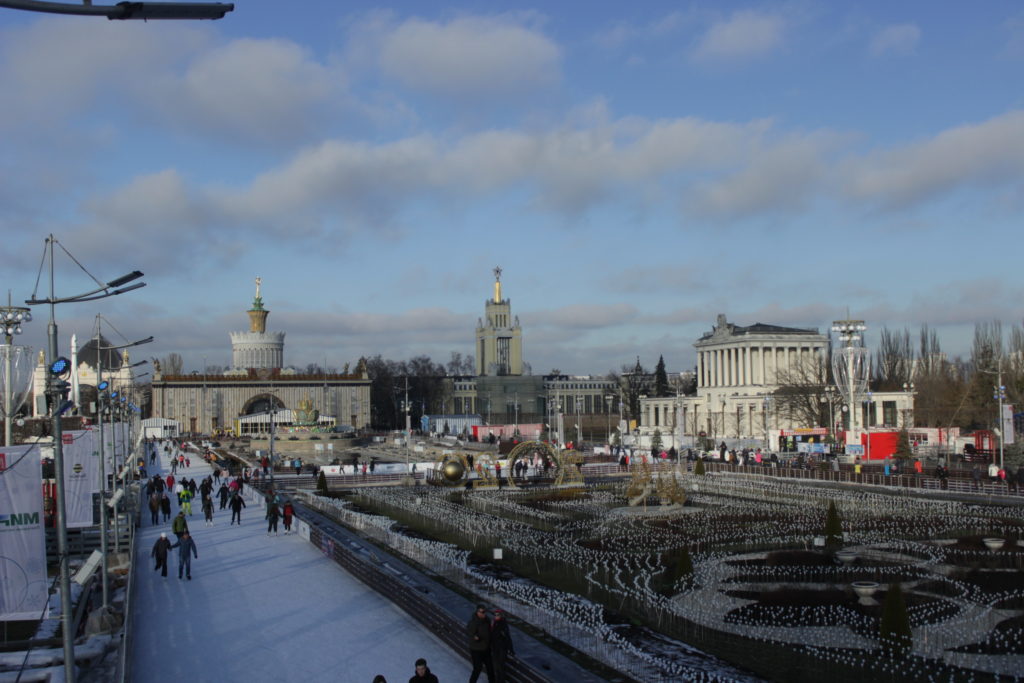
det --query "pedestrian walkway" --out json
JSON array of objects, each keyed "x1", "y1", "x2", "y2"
[{"x1": 130, "y1": 444, "x2": 470, "y2": 683}]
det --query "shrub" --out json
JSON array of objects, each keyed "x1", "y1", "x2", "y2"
[
  {"x1": 879, "y1": 583, "x2": 913, "y2": 655},
  {"x1": 694, "y1": 459, "x2": 706, "y2": 476},
  {"x1": 824, "y1": 500, "x2": 843, "y2": 548},
  {"x1": 316, "y1": 471, "x2": 328, "y2": 495}
]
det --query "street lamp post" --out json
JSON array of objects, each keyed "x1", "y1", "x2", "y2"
[
  {"x1": 1, "y1": 294, "x2": 33, "y2": 446},
  {"x1": 25, "y1": 236, "x2": 146, "y2": 683},
  {"x1": 831, "y1": 319, "x2": 869, "y2": 452},
  {"x1": 0, "y1": 0, "x2": 235, "y2": 20},
  {"x1": 994, "y1": 363, "x2": 1006, "y2": 471},
  {"x1": 902, "y1": 382, "x2": 915, "y2": 430},
  {"x1": 93, "y1": 324, "x2": 153, "y2": 610},
  {"x1": 605, "y1": 394, "x2": 613, "y2": 445}
]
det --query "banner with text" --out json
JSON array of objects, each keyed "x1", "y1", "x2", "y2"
[
  {"x1": 1003, "y1": 405, "x2": 1015, "y2": 446},
  {"x1": 0, "y1": 444, "x2": 49, "y2": 621},
  {"x1": 63, "y1": 429, "x2": 99, "y2": 528}
]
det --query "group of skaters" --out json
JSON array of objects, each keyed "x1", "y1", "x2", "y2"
[
  {"x1": 370, "y1": 656, "x2": 441, "y2": 683},
  {"x1": 367, "y1": 604, "x2": 513, "y2": 683},
  {"x1": 971, "y1": 462, "x2": 1024, "y2": 492}
]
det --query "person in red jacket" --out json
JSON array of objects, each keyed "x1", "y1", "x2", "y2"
[{"x1": 282, "y1": 501, "x2": 294, "y2": 534}]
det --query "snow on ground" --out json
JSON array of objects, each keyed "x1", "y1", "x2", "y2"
[{"x1": 130, "y1": 447, "x2": 470, "y2": 683}]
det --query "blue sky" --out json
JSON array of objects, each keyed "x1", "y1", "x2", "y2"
[{"x1": 3, "y1": 1, "x2": 1022, "y2": 376}]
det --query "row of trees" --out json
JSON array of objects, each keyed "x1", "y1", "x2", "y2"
[{"x1": 768, "y1": 321, "x2": 1024, "y2": 433}]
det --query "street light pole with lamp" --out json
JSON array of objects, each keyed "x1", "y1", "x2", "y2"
[
  {"x1": 994, "y1": 364, "x2": 1007, "y2": 471},
  {"x1": 25, "y1": 235, "x2": 146, "y2": 683},
  {"x1": 91, "y1": 319, "x2": 151, "y2": 611},
  {"x1": 1, "y1": 294, "x2": 33, "y2": 446}
]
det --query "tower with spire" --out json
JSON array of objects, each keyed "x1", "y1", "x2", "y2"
[
  {"x1": 475, "y1": 266, "x2": 523, "y2": 376},
  {"x1": 230, "y1": 276, "x2": 285, "y2": 370}
]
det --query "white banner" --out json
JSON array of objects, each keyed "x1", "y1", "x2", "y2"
[
  {"x1": 0, "y1": 444, "x2": 49, "y2": 621},
  {"x1": 63, "y1": 429, "x2": 99, "y2": 528},
  {"x1": 1003, "y1": 404, "x2": 1015, "y2": 446}
]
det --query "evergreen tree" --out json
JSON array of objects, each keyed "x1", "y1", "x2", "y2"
[
  {"x1": 694, "y1": 458, "x2": 706, "y2": 476},
  {"x1": 611, "y1": 428, "x2": 621, "y2": 447},
  {"x1": 660, "y1": 546, "x2": 695, "y2": 595},
  {"x1": 316, "y1": 470, "x2": 328, "y2": 495},
  {"x1": 654, "y1": 355, "x2": 670, "y2": 397},
  {"x1": 894, "y1": 427, "x2": 913, "y2": 461},
  {"x1": 879, "y1": 583, "x2": 913, "y2": 655},
  {"x1": 651, "y1": 429, "x2": 663, "y2": 453},
  {"x1": 824, "y1": 500, "x2": 843, "y2": 548}
]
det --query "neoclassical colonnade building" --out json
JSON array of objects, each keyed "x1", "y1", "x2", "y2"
[{"x1": 640, "y1": 314, "x2": 828, "y2": 443}]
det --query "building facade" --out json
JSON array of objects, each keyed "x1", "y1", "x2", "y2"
[
  {"x1": 150, "y1": 280, "x2": 370, "y2": 435},
  {"x1": 638, "y1": 314, "x2": 914, "y2": 448}
]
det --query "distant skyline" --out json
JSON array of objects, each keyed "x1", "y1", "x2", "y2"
[{"x1": 3, "y1": 2, "x2": 1022, "y2": 376}]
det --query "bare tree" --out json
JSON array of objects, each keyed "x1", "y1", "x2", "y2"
[
  {"x1": 873, "y1": 327, "x2": 914, "y2": 391},
  {"x1": 608, "y1": 357, "x2": 651, "y2": 423},
  {"x1": 771, "y1": 351, "x2": 830, "y2": 428},
  {"x1": 161, "y1": 353, "x2": 183, "y2": 375}
]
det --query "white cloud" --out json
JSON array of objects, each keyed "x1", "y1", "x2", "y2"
[
  {"x1": 868, "y1": 23, "x2": 921, "y2": 57},
  {"x1": 842, "y1": 110, "x2": 1024, "y2": 207},
  {"x1": 693, "y1": 11, "x2": 785, "y2": 61},
  {"x1": 377, "y1": 15, "x2": 561, "y2": 97},
  {"x1": 153, "y1": 38, "x2": 339, "y2": 143},
  {"x1": 689, "y1": 132, "x2": 838, "y2": 218}
]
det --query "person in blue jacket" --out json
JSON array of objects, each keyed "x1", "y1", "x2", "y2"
[{"x1": 170, "y1": 530, "x2": 198, "y2": 580}]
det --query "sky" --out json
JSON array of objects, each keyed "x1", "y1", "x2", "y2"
[{"x1": 2, "y1": 1, "x2": 1023, "y2": 377}]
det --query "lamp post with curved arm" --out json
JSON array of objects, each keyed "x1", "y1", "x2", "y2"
[
  {"x1": 1, "y1": 295, "x2": 33, "y2": 446},
  {"x1": 25, "y1": 235, "x2": 146, "y2": 682}
]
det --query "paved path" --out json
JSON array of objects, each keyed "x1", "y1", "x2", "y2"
[{"x1": 130, "y1": 444, "x2": 470, "y2": 683}]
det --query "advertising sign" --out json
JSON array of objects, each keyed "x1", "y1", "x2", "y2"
[
  {"x1": 0, "y1": 444, "x2": 49, "y2": 621},
  {"x1": 62, "y1": 429, "x2": 99, "y2": 528}
]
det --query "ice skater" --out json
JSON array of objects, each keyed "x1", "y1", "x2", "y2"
[
  {"x1": 229, "y1": 493, "x2": 246, "y2": 525},
  {"x1": 267, "y1": 501, "x2": 280, "y2": 535},
  {"x1": 202, "y1": 495, "x2": 215, "y2": 526},
  {"x1": 151, "y1": 532, "x2": 172, "y2": 578},
  {"x1": 170, "y1": 530, "x2": 198, "y2": 580}
]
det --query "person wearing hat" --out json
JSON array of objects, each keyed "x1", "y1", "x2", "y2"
[
  {"x1": 490, "y1": 608, "x2": 515, "y2": 682},
  {"x1": 408, "y1": 657, "x2": 438, "y2": 683},
  {"x1": 466, "y1": 604, "x2": 494, "y2": 683},
  {"x1": 151, "y1": 532, "x2": 172, "y2": 577}
]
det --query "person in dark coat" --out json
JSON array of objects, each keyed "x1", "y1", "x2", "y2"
[
  {"x1": 217, "y1": 482, "x2": 230, "y2": 509},
  {"x1": 160, "y1": 492, "x2": 172, "y2": 522},
  {"x1": 169, "y1": 530, "x2": 198, "y2": 580},
  {"x1": 266, "y1": 502, "x2": 280, "y2": 535},
  {"x1": 466, "y1": 604, "x2": 494, "y2": 683},
  {"x1": 148, "y1": 492, "x2": 160, "y2": 525},
  {"x1": 229, "y1": 493, "x2": 246, "y2": 525},
  {"x1": 408, "y1": 657, "x2": 439, "y2": 683},
  {"x1": 490, "y1": 608, "x2": 515, "y2": 682},
  {"x1": 151, "y1": 532, "x2": 172, "y2": 577},
  {"x1": 202, "y1": 495, "x2": 215, "y2": 526}
]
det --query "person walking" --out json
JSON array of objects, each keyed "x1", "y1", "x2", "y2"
[
  {"x1": 408, "y1": 657, "x2": 439, "y2": 683},
  {"x1": 229, "y1": 493, "x2": 246, "y2": 525},
  {"x1": 160, "y1": 492, "x2": 172, "y2": 522},
  {"x1": 179, "y1": 487, "x2": 194, "y2": 517},
  {"x1": 151, "y1": 532, "x2": 172, "y2": 578},
  {"x1": 202, "y1": 495, "x2": 215, "y2": 526},
  {"x1": 466, "y1": 604, "x2": 495, "y2": 683},
  {"x1": 170, "y1": 530, "x2": 198, "y2": 580},
  {"x1": 172, "y1": 510, "x2": 189, "y2": 540},
  {"x1": 148, "y1": 492, "x2": 160, "y2": 525},
  {"x1": 490, "y1": 608, "x2": 515, "y2": 683},
  {"x1": 282, "y1": 500, "x2": 294, "y2": 534},
  {"x1": 266, "y1": 501, "x2": 280, "y2": 536}
]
